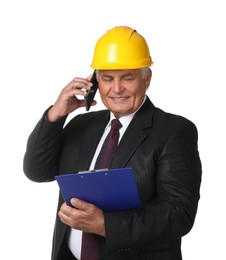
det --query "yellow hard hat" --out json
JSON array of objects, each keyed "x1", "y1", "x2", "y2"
[{"x1": 91, "y1": 26, "x2": 153, "y2": 70}]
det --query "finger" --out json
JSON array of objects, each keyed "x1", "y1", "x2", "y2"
[
  {"x1": 70, "y1": 198, "x2": 90, "y2": 211},
  {"x1": 77, "y1": 99, "x2": 97, "y2": 110},
  {"x1": 70, "y1": 88, "x2": 87, "y2": 97},
  {"x1": 58, "y1": 202, "x2": 87, "y2": 230},
  {"x1": 61, "y1": 84, "x2": 86, "y2": 97},
  {"x1": 86, "y1": 74, "x2": 93, "y2": 81},
  {"x1": 59, "y1": 202, "x2": 73, "y2": 215},
  {"x1": 66, "y1": 84, "x2": 90, "y2": 95},
  {"x1": 58, "y1": 203, "x2": 80, "y2": 223},
  {"x1": 70, "y1": 77, "x2": 92, "y2": 90},
  {"x1": 77, "y1": 99, "x2": 86, "y2": 108},
  {"x1": 58, "y1": 204, "x2": 72, "y2": 224},
  {"x1": 61, "y1": 87, "x2": 87, "y2": 101},
  {"x1": 91, "y1": 100, "x2": 97, "y2": 107}
]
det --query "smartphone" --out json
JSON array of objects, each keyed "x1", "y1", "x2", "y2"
[{"x1": 84, "y1": 70, "x2": 98, "y2": 111}]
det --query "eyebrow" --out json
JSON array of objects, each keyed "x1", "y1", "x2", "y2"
[{"x1": 102, "y1": 72, "x2": 134, "y2": 78}]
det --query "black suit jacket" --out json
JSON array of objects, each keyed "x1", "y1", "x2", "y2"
[{"x1": 23, "y1": 97, "x2": 202, "y2": 260}]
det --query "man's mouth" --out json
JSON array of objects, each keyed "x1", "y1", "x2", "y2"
[{"x1": 109, "y1": 96, "x2": 129, "y2": 101}]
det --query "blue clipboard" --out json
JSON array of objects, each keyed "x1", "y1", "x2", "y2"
[{"x1": 55, "y1": 168, "x2": 141, "y2": 211}]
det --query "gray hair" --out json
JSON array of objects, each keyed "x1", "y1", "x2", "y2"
[
  {"x1": 141, "y1": 67, "x2": 150, "y2": 79},
  {"x1": 95, "y1": 67, "x2": 150, "y2": 80}
]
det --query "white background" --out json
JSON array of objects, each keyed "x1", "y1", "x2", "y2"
[{"x1": 0, "y1": 0, "x2": 225, "y2": 259}]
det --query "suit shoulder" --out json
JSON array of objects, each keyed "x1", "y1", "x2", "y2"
[
  {"x1": 154, "y1": 107, "x2": 198, "y2": 134},
  {"x1": 64, "y1": 109, "x2": 109, "y2": 129}
]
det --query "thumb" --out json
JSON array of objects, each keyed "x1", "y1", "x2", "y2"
[{"x1": 70, "y1": 198, "x2": 87, "y2": 211}]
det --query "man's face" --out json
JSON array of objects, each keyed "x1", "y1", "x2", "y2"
[{"x1": 97, "y1": 69, "x2": 152, "y2": 118}]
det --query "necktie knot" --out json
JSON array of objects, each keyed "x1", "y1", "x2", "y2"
[{"x1": 111, "y1": 118, "x2": 122, "y2": 130}]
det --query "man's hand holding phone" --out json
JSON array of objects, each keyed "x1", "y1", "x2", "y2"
[{"x1": 47, "y1": 72, "x2": 98, "y2": 122}]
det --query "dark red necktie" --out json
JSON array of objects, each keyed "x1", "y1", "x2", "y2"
[
  {"x1": 94, "y1": 118, "x2": 122, "y2": 169},
  {"x1": 81, "y1": 119, "x2": 122, "y2": 260}
]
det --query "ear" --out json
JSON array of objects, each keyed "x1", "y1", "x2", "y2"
[{"x1": 145, "y1": 68, "x2": 152, "y2": 89}]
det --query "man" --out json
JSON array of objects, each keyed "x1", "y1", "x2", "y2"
[{"x1": 23, "y1": 26, "x2": 202, "y2": 260}]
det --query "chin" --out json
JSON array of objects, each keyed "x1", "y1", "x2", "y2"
[{"x1": 112, "y1": 109, "x2": 132, "y2": 118}]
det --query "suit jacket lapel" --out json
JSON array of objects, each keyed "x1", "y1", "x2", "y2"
[
  {"x1": 111, "y1": 97, "x2": 154, "y2": 168},
  {"x1": 78, "y1": 97, "x2": 155, "y2": 170}
]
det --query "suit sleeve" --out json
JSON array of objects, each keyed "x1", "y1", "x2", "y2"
[
  {"x1": 23, "y1": 109, "x2": 67, "y2": 182},
  {"x1": 104, "y1": 118, "x2": 202, "y2": 253}
]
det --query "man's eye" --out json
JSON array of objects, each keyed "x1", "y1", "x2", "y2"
[
  {"x1": 102, "y1": 77, "x2": 112, "y2": 82},
  {"x1": 124, "y1": 77, "x2": 133, "y2": 81}
]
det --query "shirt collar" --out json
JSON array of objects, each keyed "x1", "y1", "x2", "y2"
[{"x1": 106, "y1": 96, "x2": 147, "y2": 128}]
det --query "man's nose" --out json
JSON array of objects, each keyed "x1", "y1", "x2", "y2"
[{"x1": 111, "y1": 80, "x2": 124, "y2": 93}]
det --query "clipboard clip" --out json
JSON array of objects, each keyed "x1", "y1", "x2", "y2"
[{"x1": 78, "y1": 168, "x2": 109, "y2": 174}]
